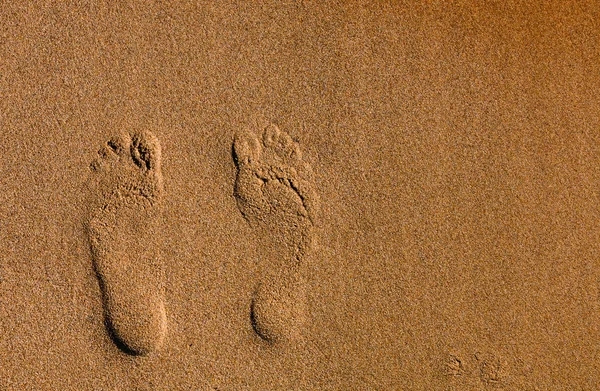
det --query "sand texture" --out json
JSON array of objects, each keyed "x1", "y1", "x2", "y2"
[{"x1": 1, "y1": 1, "x2": 600, "y2": 390}]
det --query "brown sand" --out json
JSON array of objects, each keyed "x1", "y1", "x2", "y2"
[{"x1": 1, "y1": 1, "x2": 600, "y2": 390}]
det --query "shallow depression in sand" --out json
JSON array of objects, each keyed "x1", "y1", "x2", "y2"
[
  {"x1": 233, "y1": 119, "x2": 319, "y2": 344},
  {"x1": 87, "y1": 130, "x2": 167, "y2": 356}
]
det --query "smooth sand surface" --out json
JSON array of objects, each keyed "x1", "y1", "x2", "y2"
[{"x1": 1, "y1": 1, "x2": 600, "y2": 390}]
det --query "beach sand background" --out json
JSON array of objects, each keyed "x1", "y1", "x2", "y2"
[{"x1": 1, "y1": 1, "x2": 600, "y2": 390}]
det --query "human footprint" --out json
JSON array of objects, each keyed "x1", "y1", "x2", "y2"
[
  {"x1": 233, "y1": 120, "x2": 319, "y2": 344},
  {"x1": 87, "y1": 130, "x2": 166, "y2": 356}
]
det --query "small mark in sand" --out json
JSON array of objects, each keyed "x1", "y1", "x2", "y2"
[
  {"x1": 445, "y1": 354, "x2": 464, "y2": 376},
  {"x1": 476, "y1": 352, "x2": 508, "y2": 384}
]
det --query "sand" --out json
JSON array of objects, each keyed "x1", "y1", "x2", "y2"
[{"x1": 1, "y1": 1, "x2": 600, "y2": 390}]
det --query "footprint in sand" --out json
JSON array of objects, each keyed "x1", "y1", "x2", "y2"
[
  {"x1": 87, "y1": 130, "x2": 166, "y2": 356},
  {"x1": 233, "y1": 119, "x2": 319, "y2": 344}
]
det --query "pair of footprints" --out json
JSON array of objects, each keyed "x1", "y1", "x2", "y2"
[{"x1": 87, "y1": 122, "x2": 318, "y2": 356}]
